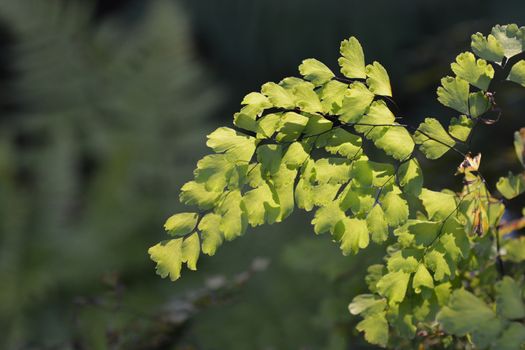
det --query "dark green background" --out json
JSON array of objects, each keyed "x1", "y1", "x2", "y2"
[{"x1": 1, "y1": 0, "x2": 524, "y2": 349}]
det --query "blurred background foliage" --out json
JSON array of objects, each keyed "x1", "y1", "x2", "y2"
[{"x1": 0, "y1": 0, "x2": 524, "y2": 349}]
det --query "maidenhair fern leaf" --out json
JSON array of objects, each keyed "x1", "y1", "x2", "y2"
[
  {"x1": 471, "y1": 32, "x2": 505, "y2": 64},
  {"x1": 150, "y1": 25, "x2": 525, "y2": 350},
  {"x1": 338, "y1": 36, "x2": 366, "y2": 79},
  {"x1": 451, "y1": 52, "x2": 494, "y2": 90},
  {"x1": 496, "y1": 172, "x2": 525, "y2": 199},
  {"x1": 490, "y1": 24, "x2": 525, "y2": 59},
  {"x1": 299, "y1": 58, "x2": 335, "y2": 86},
  {"x1": 507, "y1": 60, "x2": 525, "y2": 87},
  {"x1": 414, "y1": 118, "x2": 456, "y2": 159},
  {"x1": 164, "y1": 212, "x2": 199, "y2": 237},
  {"x1": 365, "y1": 62, "x2": 392, "y2": 96},
  {"x1": 437, "y1": 76, "x2": 469, "y2": 114}
]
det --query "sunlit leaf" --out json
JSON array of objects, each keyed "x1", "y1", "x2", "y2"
[
  {"x1": 299, "y1": 58, "x2": 335, "y2": 86},
  {"x1": 198, "y1": 213, "x2": 223, "y2": 256},
  {"x1": 437, "y1": 76, "x2": 469, "y2": 114},
  {"x1": 491, "y1": 24, "x2": 525, "y2": 59},
  {"x1": 148, "y1": 239, "x2": 183, "y2": 281},
  {"x1": 338, "y1": 82, "x2": 374, "y2": 123},
  {"x1": 366, "y1": 62, "x2": 392, "y2": 96},
  {"x1": 164, "y1": 212, "x2": 199, "y2": 237},
  {"x1": 181, "y1": 232, "x2": 200, "y2": 270},
  {"x1": 412, "y1": 264, "x2": 434, "y2": 293},
  {"x1": 449, "y1": 115, "x2": 473, "y2": 142},
  {"x1": 507, "y1": 59, "x2": 525, "y2": 87},
  {"x1": 338, "y1": 36, "x2": 366, "y2": 79},
  {"x1": 471, "y1": 32, "x2": 505, "y2": 64},
  {"x1": 496, "y1": 172, "x2": 525, "y2": 199},
  {"x1": 414, "y1": 118, "x2": 456, "y2": 159},
  {"x1": 376, "y1": 271, "x2": 410, "y2": 305},
  {"x1": 451, "y1": 52, "x2": 494, "y2": 90}
]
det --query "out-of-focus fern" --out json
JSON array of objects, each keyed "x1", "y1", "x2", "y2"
[{"x1": 0, "y1": 0, "x2": 219, "y2": 347}]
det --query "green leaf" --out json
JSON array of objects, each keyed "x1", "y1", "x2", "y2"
[
  {"x1": 354, "y1": 100, "x2": 394, "y2": 135},
  {"x1": 373, "y1": 125, "x2": 415, "y2": 161},
  {"x1": 271, "y1": 164, "x2": 297, "y2": 221},
  {"x1": 257, "y1": 144, "x2": 282, "y2": 174},
  {"x1": 164, "y1": 212, "x2": 198, "y2": 237},
  {"x1": 419, "y1": 189, "x2": 456, "y2": 220},
  {"x1": 148, "y1": 239, "x2": 183, "y2": 281},
  {"x1": 366, "y1": 62, "x2": 392, "y2": 96},
  {"x1": 471, "y1": 32, "x2": 505, "y2": 64},
  {"x1": 333, "y1": 217, "x2": 370, "y2": 255},
  {"x1": 243, "y1": 183, "x2": 280, "y2": 226},
  {"x1": 303, "y1": 114, "x2": 333, "y2": 136},
  {"x1": 338, "y1": 36, "x2": 366, "y2": 79},
  {"x1": 493, "y1": 323, "x2": 525, "y2": 350},
  {"x1": 275, "y1": 112, "x2": 309, "y2": 142},
  {"x1": 338, "y1": 82, "x2": 374, "y2": 123},
  {"x1": 414, "y1": 118, "x2": 456, "y2": 160},
  {"x1": 356, "y1": 312, "x2": 389, "y2": 347},
  {"x1": 313, "y1": 158, "x2": 352, "y2": 184},
  {"x1": 406, "y1": 222, "x2": 439, "y2": 246},
  {"x1": 180, "y1": 181, "x2": 221, "y2": 210},
  {"x1": 352, "y1": 100, "x2": 414, "y2": 160},
  {"x1": 311, "y1": 202, "x2": 345, "y2": 234},
  {"x1": 495, "y1": 276, "x2": 525, "y2": 320},
  {"x1": 376, "y1": 271, "x2": 410, "y2": 305},
  {"x1": 295, "y1": 179, "x2": 340, "y2": 212},
  {"x1": 507, "y1": 59, "x2": 525, "y2": 87},
  {"x1": 282, "y1": 142, "x2": 310, "y2": 169},
  {"x1": 319, "y1": 128, "x2": 362, "y2": 159},
  {"x1": 198, "y1": 213, "x2": 223, "y2": 256},
  {"x1": 451, "y1": 52, "x2": 494, "y2": 90},
  {"x1": 234, "y1": 92, "x2": 272, "y2": 131},
  {"x1": 350, "y1": 158, "x2": 395, "y2": 187},
  {"x1": 261, "y1": 82, "x2": 295, "y2": 109},
  {"x1": 514, "y1": 128, "x2": 525, "y2": 167},
  {"x1": 319, "y1": 80, "x2": 348, "y2": 113},
  {"x1": 449, "y1": 115, "x2": 473, "y2": 142},
  {"x1": 340, "y1": 184, "x2": 375, "y2": 214},
  {"x1": 195, "y1": 155, "x2": 234, "y2": 191},
  {"x1": 181, "y1": 233, "x2": 200, "y2": 270},
  {"x1": 299, "y1": 58, "x2": 335, "y2": 86},
  {"x1": 388, "y1": 300, "x2": 417, "y2": 340},
  {"x1": 496, "y1": 172, "x2": 525, "y2": 199},
  {"x1": 491, "y1": 24, "x2": 525, "y2": 59},
  {"x1": 398, "y1": 158, "x2": 423, "y2": 196},
  {"x1": 437, "y1": 76, "x2": 469, "y2": 114},
  {"x1": 293, "y1": 82, "x2": 323, "y2": 113},
  {"x1": 424, "y1": 251, "x2": 451, "y2": 281},
  {"x1": 437, "y1": 289, "x2": 503, "y2": 349},
  {"x1": 434, "y1": 282, "x2": 452, "y2": 306},
  {"x1": 207, "y1": 127, "x2": 257, "y2": 162},
  {"x1": 218, "y1": 190, "x2": 247, "y2": 240},
  {"x1": 382, "y1": 187, "x2": 409, "y2": 227},
  {"x1": 365, "y1": 264, "x2": 386, "y2": 293},
  {"x1": 240, "y1": 91, "x2": 272, "y2": 112},
  {"x1": 504, "y1": 236, "x2": 525, "y2": 262},
  {"x1": 468, "y1": 91, "x2": 491, "y2": 118},
  {"x1": 387, "y1": 251, "x2": 419, "y2": 273},
  {"x1": 412, "y1": 264, "x2": 434, "y2": 293},
  {"x1": 256, "y1": 113, "x2": 282, "y2": 139},
  {"x1": 367, "y1": 205, "x2": 389, "y2": 243},
  {"x1": 349, "y1": 294, "x2": 387, "y2": 316}
]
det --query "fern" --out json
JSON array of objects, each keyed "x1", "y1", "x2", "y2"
[{"x1": 151, "y1": 24, "x2": 525, "y2": 349}]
